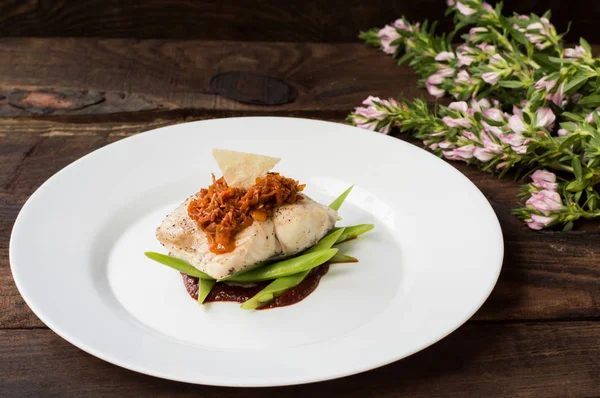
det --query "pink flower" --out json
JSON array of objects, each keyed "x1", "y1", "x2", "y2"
[
  {"x1": 564, "y1": 45, "x2": 587, "y2": 59},
  {"x1": 426, "y1": 82, "x2": 446, "y2": 98},
  {"x1": 439, "y1": 140, "x2": 453, "y2": 149},
  {"x1": 457, "y1": 53, "x2": 475, "y2": 67},
  {"x1": 508, "y1": 113, "x2": 527, "y2": 134},
  {"x1": 456, "y1": 2, "x2": 476, "y2": 16},
  {"x1": 378, "y1": 25, "x2": 400, "y2": 55},
  {"x1": 462, "y1": 130, "x2": 479, "y2": 141},
  {"x1": 362, "y1": 96, "x2": 381, "y2": 106},
  {"x1": 489, "y1": 54, "x2": 506, "y2": 66},
  {"x1": 442, "y1": 116, "x2": 472, "y2": 128},
  {"x1": 354, "y1": 118, "x2": 378, "y2": 131},
  {"x1": 482, "y1": 71, "x2": 501, "y2": 85},
  {"x1": 546, "y1": 83, "x2": 565, "y2": 106},
  {"x1": 448, "y1": 101, "x2": 469, "y2": 112},
  {"x1": 447, "y1": 0, "x2": 456, "y2": 5},
  {"x1": 483, "y1": 108, "x2": 505, "y2": 122},
  {"x1": 354, "y1": 106, "x2": 387, "y2": 120},
  {"x1": 427, "y1": 74, "x2": 445, "y2": 85},
  {"x1": 443, "y1": 144, "x2": 476, "y2": 161},
  {"x1": 531, "y1": 170, "x2": 558, "y2": 191},
  {"x1": 482, "y1": 2, "x2": 495, "y2": 13},
  {"x1": 435, "y1": 51, "x2": 456, "y2": 61},
  {"x1": 482, "y1": 121, "x2": 503, "y2": 137},
  {"x1": 455, "y1": 70, "x2": 473, "y2": 85},
  {"x1": 471, "y1": 98, "x2": 491, "y2": 112},
  {"x1": 477, "y1": 43, "x2": 495, "y2": 53},
  {"x1": 379, "y1": 123, "x2": 392, "y2": 135},
  {"x1": 527, "y1": 214, "x2": 555, "y2": 230},
  {"x1": 437, "y1": 67, "x2": 456, "y2": 78},
  {"x1": 585, "y1": 109, "x2": 600, "y2": 123},
  {"x1": 531, "y1": 170, "x2": 556, "y2": 183},
  {"x1": 469, "y1": 27, "x2": 488, "y2": 35},
  {"x1": 534, "y1": 76, "x2": 557, "y2": 91},
  {"x1": 557, "y1": 128, "x2": 569, "y2": 137},
  {"x1": 526, "y1": 190, "x2": 563, "y2": 215},
  {"x1": 425, "y1": 82, "x2": 446, "y2": 98},
  {"x1": 527, "y1": 22, "x2": 547, "y2": 34},
  {"x1": 535, "y1": 107, "x2": 555, "y2": 128}
]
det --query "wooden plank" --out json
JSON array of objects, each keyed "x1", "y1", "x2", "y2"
[
  {"x1": 0, "y1": 0, "x2": 596, "y2": 42},
  {"x1": 1, "y1": 120, "x2": 599, "y2": 329},
  {"x1": 0, "y1": 323, "x2": 598, "y2": 396},
  {"x1": 0, "y1": 39, "x2": 423, "y2": 116}
]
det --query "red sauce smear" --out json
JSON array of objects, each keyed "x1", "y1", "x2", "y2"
[{"x1": 181, "y1": 264, "x2": 330, "y2": 309}]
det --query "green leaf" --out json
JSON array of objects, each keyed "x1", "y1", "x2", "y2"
[
  {"x1": 564, "y1": 73, "x2": 591, "y2": 94},
  {"x1": 498, "y1": 80, "x2": 524, "y2": 88},
  {"x1": 559, "y1": 122, "x2": 579, "y2": 132},
  {"x1": 587, "y1": 195, "x2": 598, "y2": 211},
  {"x1": 580, "y1": 37, "x2": 592, "y2": 54},
  {"x1": 572, "y1": 157, "x2": 583, "y2": 181},
  {"x1": 560, "y1": 112, "x2": 583, "y2": 122},
  {"x1": 578, "y1": 94, "x2": 600, "y2": 107},
  {"x1": 144, "y1": 252, "x2": 214, "y2": 280},
  {"x1": 558, "y1": 134, "x2": 580, "y2": 152},
  {"x1": 563, "y1": 221, "x2": 574, "y2": 231},
  {"x1": 566, "y1": 180, "x2": 588, "y2": 192}
]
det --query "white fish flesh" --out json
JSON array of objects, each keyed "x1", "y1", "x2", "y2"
[{"x1": 156, "y1": 195, "x2": 337, "y2": 279}]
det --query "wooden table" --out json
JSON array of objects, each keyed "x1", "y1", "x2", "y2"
[{"x1": 1, "y1": 36, "x2": 599, "y2": 396}]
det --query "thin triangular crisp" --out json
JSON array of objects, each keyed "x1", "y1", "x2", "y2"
[{"x1": 212, "y1": 149, "x2": 280, "y2": 189}]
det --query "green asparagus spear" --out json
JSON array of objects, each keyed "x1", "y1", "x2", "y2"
[
  {"x1": 329, "y1": 185, "x2": 354, "y2": 211},
  {"x1": 226, "y1": 248, "x2": 338, "y2": 282},
  {"x1": 144, "y1": 252, "x2": 214, "y2": 280},
  {"x1": 335, "y1": 224, "x2": 374, "y2": 244},
  {"x1": 198, "y1": 279, "x2": 216, "y2": 304}
]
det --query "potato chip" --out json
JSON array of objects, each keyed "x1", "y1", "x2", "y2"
[{"x1": 212, "y1": 149, "x2": 280, "y2": 189}]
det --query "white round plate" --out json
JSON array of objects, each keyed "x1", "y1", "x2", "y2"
[{"x1": 10, "y1": 117, "x2": 503, "y2": 386}]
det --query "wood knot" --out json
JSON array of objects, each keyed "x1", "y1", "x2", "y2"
[
  {"x1": 210, "y1": 72, "x2": 297, "y2": 106},
  {"x1": 8, "y1": 89, "x2": 105, "y2": 115}
]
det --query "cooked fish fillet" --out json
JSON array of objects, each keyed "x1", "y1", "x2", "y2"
[{"x1": 156, "y1": 194, "x2": 337, "y2": 279}]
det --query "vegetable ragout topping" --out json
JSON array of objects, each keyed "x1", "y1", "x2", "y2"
[{"x1": 188, "y1": 173, "x2": 305, "y2": 254}]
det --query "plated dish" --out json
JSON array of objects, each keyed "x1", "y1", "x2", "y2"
[
  {"x1": 10, "y1": 117, "x2": 503, "y2": 386},
  {"x1": 146, "y1": 149, "x2": 374, "y2": 309}
]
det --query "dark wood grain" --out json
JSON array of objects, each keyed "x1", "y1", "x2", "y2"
[
  {"x1": 0, "y1": 0, "x2": 599, "y2": 42},
  {"x1": 1, "y1": 324, "x2": 599, "y2": 397},
  {"x1": 0, "y1": 39, "x2": 423, "y2": 116},
  {"x1": 0, "y1": 119, "x2": 599, "y2": 329}
]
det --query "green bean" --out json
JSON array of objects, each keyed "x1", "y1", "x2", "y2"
[
  {"x1": 329, "y1": 253, "x2": 358, "y2": 263},
  {"x1": 241, "y1": 271, "x2": 309, "y2": 310},
  {"x1": 329, "y1": 185, "x2": 354, "y2": 211},
  {"x1": 241, "y1": 228, "x2": 344, "y2": 308},
  {"x1": 198, "y1": 279, "x2": 216, "y2": 304},
  {"x1": 144, "y1": 252, "x2": 214, "y2": 280},
  {"x1": 226, "y1": 248, "x2": 338, "y2": 282},
  {"x1": 305, "y1": 228, "x2": 345, "y2": 253},
  {"x1": 335, "y1": 224, "x2": 374, "y2": 244}
]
